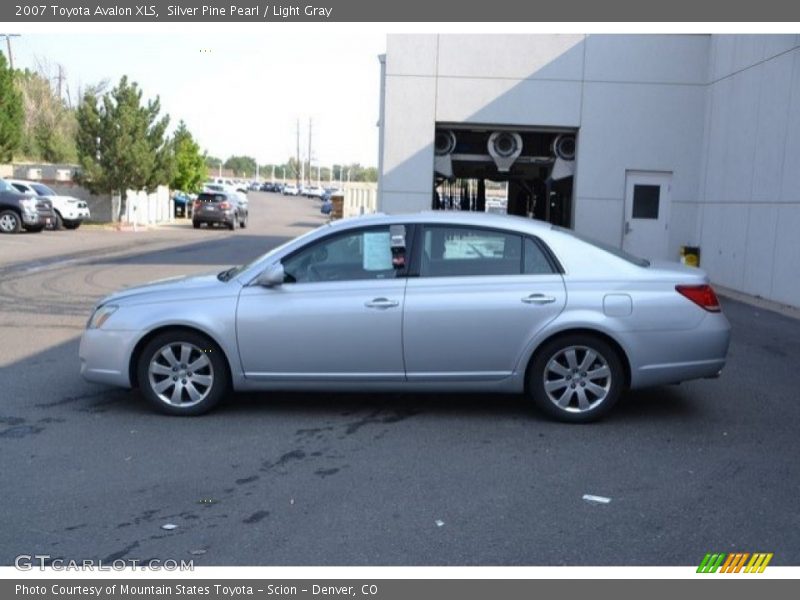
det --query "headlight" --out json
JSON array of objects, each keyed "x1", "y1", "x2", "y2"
[{"x1": 87, "y1": 304, "x2": 118, "y2": 329}]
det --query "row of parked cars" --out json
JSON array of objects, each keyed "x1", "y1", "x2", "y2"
[{"x1": 0, "y1": 178, "x2": 91, "y2": 234}]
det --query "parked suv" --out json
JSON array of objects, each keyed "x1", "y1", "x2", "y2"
[
  {"x1": 0, "y1": 179, "x2": 54, "y2": 234},
  {"x1": 7, "y1": 179, "x2": 90, "y2": 230},
  {"x1": 192, "y1": 191, "x2": 248, "y2": 230}
]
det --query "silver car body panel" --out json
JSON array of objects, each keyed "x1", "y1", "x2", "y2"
[{"x1": 80, "y1": 211, "x2": 730, "y2": 394}]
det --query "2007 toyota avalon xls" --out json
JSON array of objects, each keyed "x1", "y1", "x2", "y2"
[{"x1": 80, "y1": 212, "x2": 730, "y2": 422}]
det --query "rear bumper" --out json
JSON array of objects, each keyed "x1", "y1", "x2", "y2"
[
  {"x1": 193, "y1": 210, "x2": 235, "y2": 223},
  {"x1": 627, "y1": 312, "x2": 731, "y2": 388}
]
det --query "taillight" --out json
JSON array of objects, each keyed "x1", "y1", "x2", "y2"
[
  {"x1": 219, "y1": 202, "x2": 231, "y2": 209},
  {"x1": 676, "y1": 284, "x2": 721, "y2": 312},
  {"x1": 193, "y1": 200, "x2": 201, "y2": 208}
]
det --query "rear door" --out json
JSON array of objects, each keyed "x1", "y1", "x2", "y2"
[{"x1": 402, "y1": 224, "x2": 566, "y2": 381}]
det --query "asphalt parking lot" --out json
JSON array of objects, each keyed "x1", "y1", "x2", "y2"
[{"x1": 1, "y1": 192, "x2": 799, "y2": 566}]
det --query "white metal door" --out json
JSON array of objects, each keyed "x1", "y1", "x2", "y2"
[{"x1": 622, "y1": 171, "x2": 672, "y2": 260}]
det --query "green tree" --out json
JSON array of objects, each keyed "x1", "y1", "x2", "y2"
[
  {"x1": 17, "y1": 68, "x2": 77, "y2": 163},
  {"x1": 0, "y1": 53, "x2": 24, "y2": 162},
  {"x1": 76, "y1": 76, "x2": 173, "y2": 219},
  {"x1": 170, "y1": 121, "x2": 206, "y2": 193},
  {"x1": 223, "y1": 155, "x2": 257, "y2": 178}
]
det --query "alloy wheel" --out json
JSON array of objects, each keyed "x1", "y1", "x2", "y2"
[
  {"x1": 147, "y1": 342, "x2": 214, "y2": 407},
  {"x1": 543, "y1": 345, "x2": 612, "y2": 413}
]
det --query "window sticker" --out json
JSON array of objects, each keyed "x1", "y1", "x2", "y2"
[{"x1": 362, "y1": 232, "x2": 393, "y2": 271}]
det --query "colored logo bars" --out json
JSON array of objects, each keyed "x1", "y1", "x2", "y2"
[{"x1": 697, "y1": 553, "x2": 773, "y2": 573}]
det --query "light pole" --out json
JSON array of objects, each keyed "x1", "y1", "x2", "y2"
[{"x1": 0, "y1": 34, "x2": 20, "y2": 71}]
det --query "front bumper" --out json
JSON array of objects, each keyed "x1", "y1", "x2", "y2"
[
  {"x1": 79, "y1": 328, "x2": 139, "y2": 388},
  {"x1": 21, "y1": 210, "x2": 53, "y2": 227},
  {"x1": 63, "y1": 208, "x2": 90, "y2": 221}
]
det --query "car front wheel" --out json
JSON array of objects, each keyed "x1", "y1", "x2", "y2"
[
  {"x1": 136, "y1": 330, "x2": 229, "y2": 416},
  {"x1": 528, "y1": 334, "x2": 624, "y2": 423},
  {"x1": 0, "y1": 210, "x2": 21, "y2": 233}
]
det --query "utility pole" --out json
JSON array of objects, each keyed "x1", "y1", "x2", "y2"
[
  {"x1": 307, "y1": 118, "x2": 312, "y2": 188},
  {"x1": 56, "y1": 63, "x2": 65, "y2": 100},
  {"x1": 1, "y1": 34, "x2": 20, "y2": 71},
  {"x1": 295, "y1": 118, "x2": 301, "y2": 187}
]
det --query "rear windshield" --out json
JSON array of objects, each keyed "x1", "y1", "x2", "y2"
[
  {"x1": 552, "y1": 225, "x2": 650, "y2": 267},
  {"x1": 198, "y1": 193, "x2": 226, "y2": 203}
]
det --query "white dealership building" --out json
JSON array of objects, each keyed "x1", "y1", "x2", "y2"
[{"x1": 377, "y1": 34, "x2": 800, "y2": 308}]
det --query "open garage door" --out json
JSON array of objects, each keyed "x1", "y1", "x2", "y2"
[{"x1": 432, "y1": 125, "x2": 576, "y2": 228}]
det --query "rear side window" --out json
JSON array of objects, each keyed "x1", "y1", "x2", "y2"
[
  {"x1": 421, "y1": 226, "x2": 522, "y2": 277},
  {"x1": 524, "y1": 238, "x2": 556, "y2": 274},
  {"x1": 11, "y1": 183, "x2": 28, "y2": 193}
]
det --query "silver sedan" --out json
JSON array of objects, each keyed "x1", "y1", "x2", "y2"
[{"x1": 79, "y1": 212, "x2": 730, "y2": 422}]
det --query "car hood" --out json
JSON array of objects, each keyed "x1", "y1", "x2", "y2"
[{"x1": 100, "y1": 272, "x2": 237, "y2": 306}]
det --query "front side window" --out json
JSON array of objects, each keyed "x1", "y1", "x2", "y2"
[{"x1": 283, "y1": 227, "x2": 396, "y2": 283}]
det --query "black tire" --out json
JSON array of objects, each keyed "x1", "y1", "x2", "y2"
[
  {"x1": 136, "y1": 329, "x2": 229, "y2": 416},
  {"x1": 239, "y1": 214, "x2": 247, "y2": 229},
  {"x1": 51, "y1": 212, "x2": 64, "y2": 230},
  {"x1": 528, "y1": 334, "x2": 625, "y2": 423},
  {"x1": 227, "y1": 219, "x2": 235, "y2": 231},
  {"x1": 24, "y1": 225, "x2": 45, "y2": 233},
  {"x1": 0, "y1": 210, "x2": 22, "y2": 234},
  {"x1": 193, "y1": 220, "x2": 201, "y2": 229},
  {"x1": 63, "y1": 219, "x2": 81, "y2": 230}
]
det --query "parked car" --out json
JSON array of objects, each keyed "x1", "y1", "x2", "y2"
[
  {"x1": 7, "y1": 179, "x2": 90, "y2": 230},
  {"x1": 79, "y1": 212, "x2": 731, "y2": 421},
  {"x1": 192, "y1": 191, "x2": 248, "y2": 230},
  {"x1": 0, "y1": 179, "x2": 54, "y2": 234},
  {"x1": 172, "y1": 192, "x2": 194, "y2": 218},
  {"x1": 304, "y1": 186, "x2": 324, "y2": 198},
  {"x1": 282, "y1": 184, "x2": 299, "y2": 196}
]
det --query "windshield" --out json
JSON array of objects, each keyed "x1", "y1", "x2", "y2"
[
  {"x1": 552, "y1": 225, "x2": 650, "y2": 267},
  {"x1": 31, "y1": 183, "x2": 56, "y2": 196},
  {"x1": 217, "y1": 226, "x2": 327, "y2": 282}
]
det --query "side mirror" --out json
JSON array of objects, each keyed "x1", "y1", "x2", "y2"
[{"x1": 256, "y1": 263, "x2": 285, "y2": 287}]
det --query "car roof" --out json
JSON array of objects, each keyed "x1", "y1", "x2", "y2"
[{"x1": 327, "y1": 211, "x2": 554, "y2": 235}]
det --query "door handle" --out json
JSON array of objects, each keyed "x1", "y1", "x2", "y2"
[
  {"x1": 365, "y1": 297, "x2": 399, "y2": 309},
  {"x1": 522, "y1": 293, "x2": 556, "y2": 305}
]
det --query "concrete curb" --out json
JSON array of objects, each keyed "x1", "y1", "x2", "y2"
[{"x1": 715, "y1": 284, "x2": 800, "y2": 321}]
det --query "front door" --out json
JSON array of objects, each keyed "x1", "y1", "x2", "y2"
[
  {"x1": 236, "y1": 225, "x2": 407, "y2": 382},
  {"x1": 622, "y1": 170, "x2": 672, "y2": 260}
]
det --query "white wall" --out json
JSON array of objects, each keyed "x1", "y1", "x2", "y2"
[
  {"x1": 379, "y1": 34, "x2": 800, "y2": 307},
  {"x1": 695, "y1": 35, "x2": 800, "y2": 306}
]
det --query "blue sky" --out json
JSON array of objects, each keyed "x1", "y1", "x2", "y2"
[{"x1": 12, "y1": 32, "x2": 387, "y2": 167}]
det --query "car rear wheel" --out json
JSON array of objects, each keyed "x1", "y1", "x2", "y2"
[
  {"x1": 136, "y1": 330, "x2": 229, "y2": 416},
  {"x1": 0, "y1": 210, "x2": 22, "y2": 233},
  {"x1": 239, "y1": 214, "x2": 247, "y2": 228},
  {"x1": 528, "y1": 334, "x2": 624, "y2": 423},
  {"x1": 227, "y1": 219, "x2": 235, "y2": 231},
  {"x1": 63, "y1": 219, "x2": 81, "y2": 230},
  {"x1": 193, "y1": 220, "x2": 201, "y2": 229}
]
